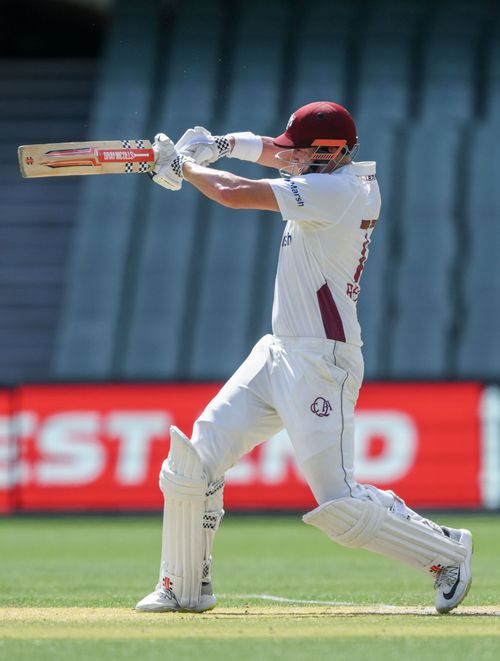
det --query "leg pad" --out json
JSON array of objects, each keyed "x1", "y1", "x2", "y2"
[
  {"x1": 159, "y1": 426, "x2": 207, "y2": 610},
  {"x1": 304, "y1": 496, "x2": 467, "y2": 575}
]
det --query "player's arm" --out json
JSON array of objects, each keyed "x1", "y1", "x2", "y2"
[
  {"x1": 182, "y1": 160, "x2": 279, "y2": 211},
  {"x1": 173, "y1": 127, "x2": 283, "y2": 170},
  {"x1": 150, "y1": 132, "x2": 279, "y2": 211},
  {"x1": 255, "y1": 137, "x2": 283, "y2": 169}
]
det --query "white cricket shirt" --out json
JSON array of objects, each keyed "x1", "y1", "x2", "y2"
[{"x1": 267, "y1": 161, "x2": 381, "y2": 346}]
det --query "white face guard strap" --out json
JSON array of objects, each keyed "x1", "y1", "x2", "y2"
[{"x1": 276, "y1": 139, "x2": 360, "y2": 177}]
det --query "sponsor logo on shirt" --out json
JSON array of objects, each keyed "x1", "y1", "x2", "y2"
[
  {"x1": 281, "y1": 232, "x2": 292, "y2": 247},
  {"x1": 285, "y1": 176, "x2": 305, "y2": 207}
]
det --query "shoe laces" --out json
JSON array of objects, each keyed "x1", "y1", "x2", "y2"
[{"x1": 435, "y1": 565, "x2": 459, "y2": 589}]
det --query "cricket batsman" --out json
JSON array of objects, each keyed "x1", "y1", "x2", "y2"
[{"x1": 135, "y1": 102, "x2": 473, "y2": 615}]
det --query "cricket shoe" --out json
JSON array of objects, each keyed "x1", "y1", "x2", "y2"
[
  {"x1": 434, "y1": 528, "x2": 473, "y2": 614},
  {"x1": 135, "y1": 581, "x2": 216, "y2": 613}
]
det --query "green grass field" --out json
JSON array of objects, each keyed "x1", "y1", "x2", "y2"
[{"x1": 1, "y1": 514, "x2": 499, "y2": 660}]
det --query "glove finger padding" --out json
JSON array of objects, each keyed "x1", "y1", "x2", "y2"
[
  {"x1": 175, "y1": 126, "x2": 212, "y2": 152},
  {"x1": 153, "y1": 133, "x2": 177, "y2": 165},
  {"x1": 182, "y1": 143, "x2": 221, "y2": 167},
  {"x1": 175, "y1": 127, "x2": 231, "y2": 167},
  {"x1": 151, "y1": 132, "x2": 193, "y2": 191}
]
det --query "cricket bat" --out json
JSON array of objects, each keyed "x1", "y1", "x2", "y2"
[{"x1": 18, "y1": 139, "x2": 155, "y2": 178}]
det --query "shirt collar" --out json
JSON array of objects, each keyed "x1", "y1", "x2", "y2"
[{"x1": 350, "y1": 161, "x2": 376, "y2": 176}]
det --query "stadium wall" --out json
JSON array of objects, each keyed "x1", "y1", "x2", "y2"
[{"x1": 1, "y1": 382, "x2": 499, "y2": 514}]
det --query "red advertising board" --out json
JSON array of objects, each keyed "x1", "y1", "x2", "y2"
[
  {"x1": 0, "y1": 388, "x2": 14, "y2": 514},
  {"x1": 354, "y1": 383, "x2": 482, "y2": 508},
  {"x1": 12, "y1": 384, "x2": 220, "y2": 511},
  {"x1": 0, "y1": 382, "x2": 483, "y2": 512}
]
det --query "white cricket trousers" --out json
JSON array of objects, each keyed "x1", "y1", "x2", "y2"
[{"x1": 191, "y1": 334, "x2": 366, "y2": 504}]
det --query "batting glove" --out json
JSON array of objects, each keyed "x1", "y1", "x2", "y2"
[
  {"x1": 150, "y1": 133, "x2": 194, "y2": 191},
  {"x1": 175, "y1": 126, "x2": 231, "y2": 167}
]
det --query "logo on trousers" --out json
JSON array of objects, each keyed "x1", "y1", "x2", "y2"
[{"x1": 310, "y1": 397, "x2": 332, "y2": 417}]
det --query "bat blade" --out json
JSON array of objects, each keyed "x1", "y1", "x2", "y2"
[{"x1": 18, "y1": 139, "x2": 155, "y2": 178}]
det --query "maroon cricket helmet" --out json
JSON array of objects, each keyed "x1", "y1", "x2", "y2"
[{"x1": 274, "y1": 101, "x2": 358, "y2": 151}]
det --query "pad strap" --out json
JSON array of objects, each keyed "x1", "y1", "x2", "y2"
[{"x1": 202, "y1": 478, "x2": 225, "y2": 583}]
